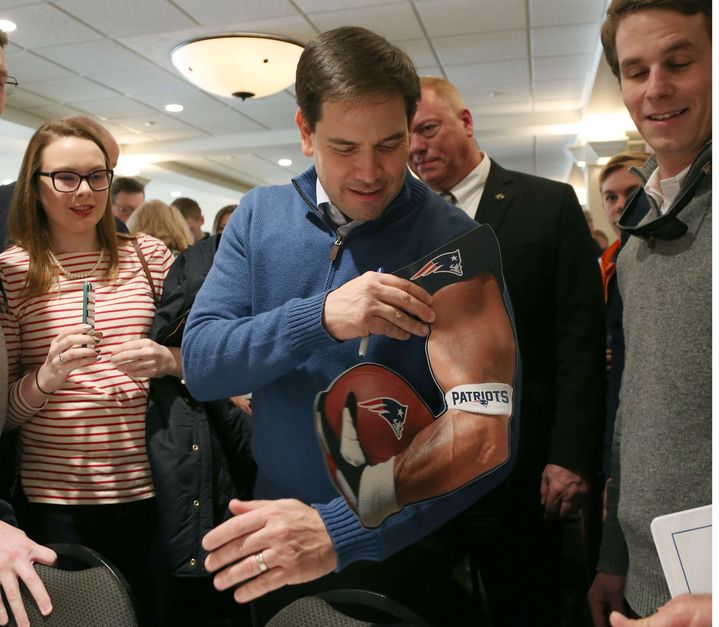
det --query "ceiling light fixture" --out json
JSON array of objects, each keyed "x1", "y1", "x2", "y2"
[
  {"x1": 165, "y1": 104, "x2": 184, "y2": 113},
  {"x1": 0, "y1": 20, "x2": 17, "y2": 33},
  {"x1": 278, "y1": 158, "x2": 292, "y2": 167},
  {"x1": 171, "y1": 33, "x2": 304, "y2": 101}
]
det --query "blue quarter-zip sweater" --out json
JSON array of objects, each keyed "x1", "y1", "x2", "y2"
[{"x1": 183, "y1": 166, "x2": 518, "y2": 569}]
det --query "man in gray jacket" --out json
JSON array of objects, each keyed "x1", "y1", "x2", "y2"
[{"x1": 588, "y1": 1, "x2": 712, "y2": 626}]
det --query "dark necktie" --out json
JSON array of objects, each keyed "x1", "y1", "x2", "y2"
[{"x1": 439, "y1": 191, "x2": 458, "y2": 206}]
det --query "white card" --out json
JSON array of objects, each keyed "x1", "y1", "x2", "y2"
[{"x1": 650, "y1": 504, "x2": 712, "y2": 597}]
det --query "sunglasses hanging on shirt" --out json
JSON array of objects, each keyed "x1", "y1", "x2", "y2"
[{"x1": 618, "y1": 159, "x2": 710, "y2": 243}]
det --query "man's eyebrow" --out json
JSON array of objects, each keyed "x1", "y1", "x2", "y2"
[
  {"x1": 376, "y1": 131, "x2": 406, "y2": 144},
  {"x1": 327, "y1": 131, "x2": 406, "y2": 146},
  {"x1": 620, "y1": 39, "x2": 695, "y2": 70},
  {"x1": 327, "y1": 137, "x2": 356, "y2": 146}
]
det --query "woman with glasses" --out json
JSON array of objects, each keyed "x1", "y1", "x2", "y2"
[{"x1": 0, "y1": 119, "x2": 180, "y2": 624}]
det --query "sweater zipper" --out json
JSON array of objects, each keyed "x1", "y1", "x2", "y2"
[
  {"x1": 292, "y1": 179, "x2": 346, "y2": 262},
  {"x1": 329, "y1": 234, "x2": 343, "y2": 261}
]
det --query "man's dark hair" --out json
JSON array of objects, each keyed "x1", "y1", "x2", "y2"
[
  {"x1": 0, "y1": 31, "x2": 8, "y2": 48},
  {"x1": 171, "y1": 197, "x2": 202, "y2": 220},
  {"x1": 110, "y1": 176, "x2": 145, "y2": 202},
  {"x1": 601, "y1": 0, "x2": 711, "y2": 80},
  {"x1": 295, "y1": 26, "x2": 420, "y2": 130}
]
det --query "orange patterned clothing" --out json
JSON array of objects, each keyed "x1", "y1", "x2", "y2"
[
  {"x1": 0, "y1": 235, "x2": 172, "y2": 505},
  {"x1": 600, "y1": 239, "x2": 621, "y2": 303}
]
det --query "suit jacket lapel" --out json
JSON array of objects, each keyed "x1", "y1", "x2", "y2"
[{"x1": 475, "y1": 159, "x2": 514, "y2": 235}]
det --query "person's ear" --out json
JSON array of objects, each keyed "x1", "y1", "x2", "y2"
[
  {"x1": 459, "y1": 108, "x2": 474, "y2": 138},
  {"x1": 295, "y1": 109, "x2": 314, "y2": 157}
]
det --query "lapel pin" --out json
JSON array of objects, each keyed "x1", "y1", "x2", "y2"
[{"x1": 495, "y1": 192, "x2": 505, "y2": 201}]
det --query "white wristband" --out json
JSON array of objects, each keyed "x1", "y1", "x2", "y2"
[
  {"x1": 357, "y1": 457, "x2": 400, "y2": 528},
  {"x1": 445, "y1": 383, "x2": 513, "y2": 415}
]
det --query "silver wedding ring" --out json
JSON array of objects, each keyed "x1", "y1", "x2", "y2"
[
  {"x1": 255, "y1": 552, "x2": 268, "y2": 573},
  {"x1": 58, "y1": 352, "x2": 67, "y2": 364}
]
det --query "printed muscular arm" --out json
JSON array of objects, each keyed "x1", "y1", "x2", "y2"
[{"x1": 394, "y1": 273, "x2": 515, "y2": 505}]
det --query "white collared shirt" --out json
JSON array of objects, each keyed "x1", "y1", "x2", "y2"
[
  {"x1": 446, "y1": 151, "x2": 491, "y2": 219},
  {"x1": 316, "y1": 178, "x2": 366, "y2": 237},
  {"x1": 644, "y1": 164, "x2": 691, "y2": 215}
]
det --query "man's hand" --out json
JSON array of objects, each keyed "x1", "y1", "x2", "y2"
[
  {"x1": 323, "y1": 271, "x2": 435, "y2": 341},
  {"x1": 0, "y1": 521, "x2": 56, "y2": 627},
  {"x1": 110, "y1": 340, "x2": 182, "y2": 378},
  {"x1": 610, "y1": 594, "x2": 711, "y2": 627},
  {"x1": 230, "y1": 396, "x2": 252, "y2": 415},
  {"x1": 540, "y1": 463, "x2": 589, "y2": 518},
  {"x1": 588, "y1": 572, "x2": 626, "y2": 627},
  {"x1": 202, "y1": 499, "x2": 337, "y2": 604}
]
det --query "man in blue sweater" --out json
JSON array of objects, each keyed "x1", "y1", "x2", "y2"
[{"x1": 183, "y1": 26, "x2": 519, "y2": 625}]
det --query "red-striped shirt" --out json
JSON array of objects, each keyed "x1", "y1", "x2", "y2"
[{"x1": 0, "y1": 235, "x2": 173, "y2": 505}]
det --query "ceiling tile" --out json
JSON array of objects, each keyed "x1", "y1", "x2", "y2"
[
  {"x1": 532, "y1": 54, "x2": 593, "y2": 81},
  {"x1": 173, "y1": 0, "x2": 297, "y2": 25},
  {"x1": 456, "y1": 80, "x2": 531, "y2": 106},
  {"x1": 297, "y1": 0, "x2": 400, "y2": 11},
  {"x1": 533, "y1": 98, "x2": 583, "y2": 112},
  {"x1": 55, "y1": 0, "x2": 197, "y2": 38},
  {"x1": 434, "y1": 30, "x2": 527, "y2": 66},
  {"x1": 111, "y1": 112, "x2": 195, "y2": 134},
  {"x1": 73, "y1": 97, "x2": 159, "y2": 119},
  {"x1": 230, "y1": 93, "x2": 299, "y2": 131},
  {"x1": 182, "y1": 103, "x2": 267, "y2": 135},
  {"x1": 25, "y1": 102, "x2": 90, "y2": 120},
  {"x1": 0, "y1": 3, "x2": 102, "y2": 48},
  {"x1": 88, "y1": 67, "x2": 201, "y2": 107},
  {"x1": 531, "y1": 24, "x2": 600, "y2": 57},
  {"x1": 147, "y1": 128, "x2": 208, "y2": 142},
  {"x1": 3, "y1": 50, "x2": 74, "y2": 82},
  {"x1": 22, "y1": 76, "x2": 119, "y2": 103},
  {"x1": 397, "y1": 39, "x2": 438, "y2": 69},
  {"x1": 35, "y1": 40, "x2": 153, "y2": 74},
  {"x1": 473, "y1": 101, "x2": 533, "y2": 115},
  {"x1": 446, "y1": 61, "x2": 530, "y2": 90},
  {"x1": 530, "y1": 0, "x2": 606, "y2": 27},
  {"x1": 4, "y1": 90, "x2": 53, "y2": 109},
  {"x1": 309, "y1": 4, "x2": 423, "y2": 41},
  {"x1": 416, "y1": 0, "x2": 527, "y2": 37},
  {"x1": 532, "y1": 79, "x2": 585, "y2": 101}
]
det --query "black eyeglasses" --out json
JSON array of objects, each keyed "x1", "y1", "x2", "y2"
[
  {"x1": 0, "y1": 76, "x2": 18, "y2": 96},
  {"x1": 37, "y1": 169, "x2": 114, "y2": 193}
]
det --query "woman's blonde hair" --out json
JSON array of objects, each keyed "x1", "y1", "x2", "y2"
[
  {"x1": 126, "y1": 199, "x2": 192, "y2": 254},
  {"x1": 9, "y1": 119, "x2": 119, "y2": 297}
]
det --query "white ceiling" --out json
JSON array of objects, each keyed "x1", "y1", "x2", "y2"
[{"x1": 0, "y1": 0, "x2": 632, "y2": 225}]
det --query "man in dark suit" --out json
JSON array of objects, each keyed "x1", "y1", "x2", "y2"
[{"x1": 409, "y1": 76, "x2": 606, "y2": 627}]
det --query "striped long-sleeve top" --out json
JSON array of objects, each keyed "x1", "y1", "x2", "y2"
[{"x1": 0, "y1": 234, "x2": 173, "y2": 505}]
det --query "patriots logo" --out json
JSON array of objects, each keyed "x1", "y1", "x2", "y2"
[
  {"x1": 479, "y1": 398, "x2": 489, "y2": 407},
  {"x1": 358, "y1": 397, "x2": 409, "y2": 440},
  {"x1": 410, "y1": 249, "x2": 463, "y2": 281}
]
